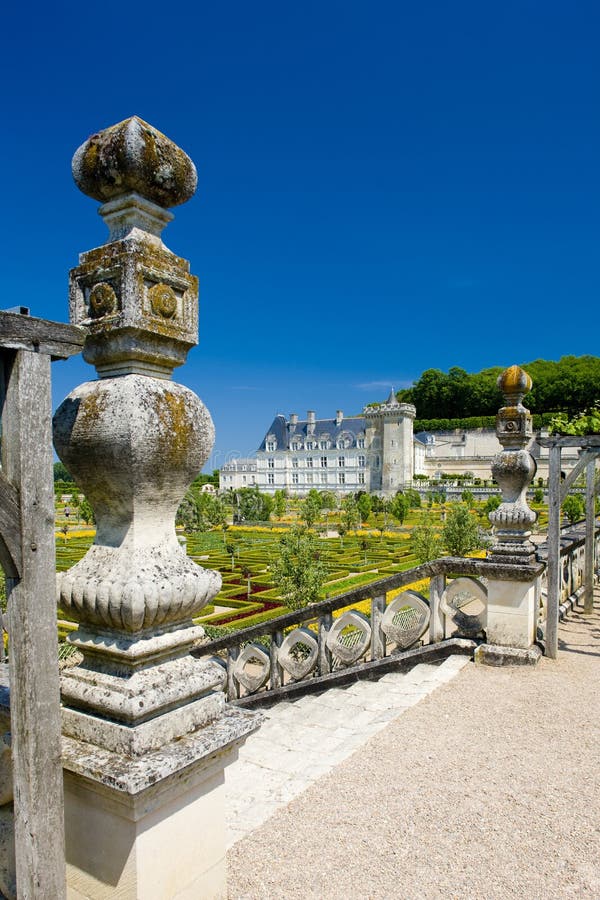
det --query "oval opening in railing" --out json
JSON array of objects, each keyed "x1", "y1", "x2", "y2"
[
  {"x1": 441, "y1": 577, "x2": 487, "y2": 637},
  {"x1": 233, "y1": 642, "x2": 271, "y2": 693},
  {"x1": 326, "y1": 610, "x2": 372, "y2": 666},
  {"x1": 278, "y1": 627, "x2": 319, "y2": 681},
  {"x1": 381, "y1": 590, "x2": 430, "y2": 650}
]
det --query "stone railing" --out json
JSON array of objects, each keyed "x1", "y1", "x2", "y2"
[
  {"x1": 536, "y1": 520, "x2": 600, "y2": 639},
  {"x1": 195, "y1": 556, "x2": 541, "y2": 707}
]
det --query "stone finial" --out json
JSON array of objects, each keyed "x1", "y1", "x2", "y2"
[
  {"x1": 497, "y1": 365, "x2": 532, "y2": 409},
  {"x1": 68, "y1": 116, "x2": 200, "y2": 377},
  {"x1": 72, "y1": 116, "x2": 197, "y2": 208},
  {"x1": 54, "y1": 118, "x2": 222, "y2": 754},
  {"x1": 488, "y1": 364, "x2": 537, "y2": 563}
]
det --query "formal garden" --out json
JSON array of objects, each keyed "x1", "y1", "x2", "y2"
[{"x1": 51, "y1": 481, "x2": 562, "y2": 645}]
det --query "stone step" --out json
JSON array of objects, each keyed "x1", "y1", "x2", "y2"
[{"x1": 225, "y1": 654, "x2": 470, "y2": 848}]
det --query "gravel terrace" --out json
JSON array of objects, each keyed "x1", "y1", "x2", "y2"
[{"x1": 227, "y1": 597, "x2": 600, "y2": 899}]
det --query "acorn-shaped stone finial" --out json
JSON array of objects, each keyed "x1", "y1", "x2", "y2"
[
  {"x1": 497, "y1": 364, "x2": 532, "y2": 408},
  {"x1": 72, "y1": 116, "x2": 197, "y2": 208}
]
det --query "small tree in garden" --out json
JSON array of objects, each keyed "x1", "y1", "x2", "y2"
[
  {"x1": 300, "y1": 489, "x2": 322, "y2": 528},
  {"x1": 271, "y1": 525, "x2": 326, "y2": 610},
  {"x1": 410, "y1": 516, "x2": 442, "y2": 563},
  {"x1": 60, "y1": 522, "x2": 69, "y2": 544},
  {"x1": 563, "y1": 494, "x2": 584, "y2": 525},
  {"x1": 533, "y1": 488, "x2": 544, "y2": 504},
  {"x1": 356, "y1": 493, "x2": 372, "y2": 524},
  {"x1": 442, "y1": 504, "x2": 482, "y2": 557},
  {"x1": 225, "y1": 543, "x2": 236, "y2": 571},
  {"x1": 79, "y1": 497, "x2": 95, "y2": 526},
  {"x1": 340, "y1": 494, "x2": 360, "y2": 534},
  {"x1": 461, "y1": 489, "x2": 474, "y2": 508},
  {"x1": 337, "y1": 522, "x2": 347, "y2": 548},
  {"x1": 389, "y1": 493, "x2": 409, "y2": 526},
  {"x1": 273, "y1": 489, "x2": 287, "y2": 520},
  {"x1": 359, "y1": 537, "x2": 369, "y2": 565}
]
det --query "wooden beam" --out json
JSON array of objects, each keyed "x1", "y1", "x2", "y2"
[
  {"x1": 0, "y1": 311, "x2": 84, "y2": 360},
  {"x1": 0, "y1": 475, "x2": 22, "y2": 578},
  {"x1": 539, "y1": 434, "x2": 600, "y2": 449},
  {"x1": 3, "y1": 348, "x2": 66, "y2": 897},
  {"x1": 559, "y1": 450, "x2": 599, "y2": 505}
]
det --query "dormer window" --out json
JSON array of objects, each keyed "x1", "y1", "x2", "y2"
[{"x1": 266, "y1": 440, "x2": 276, "y2": 452}]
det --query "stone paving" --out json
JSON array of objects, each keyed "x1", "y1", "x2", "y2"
[{"x1": 225, "y1": 655, "x2": 470, "y2": 847}]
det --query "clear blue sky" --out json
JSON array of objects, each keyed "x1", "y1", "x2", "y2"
[{"x1": 2, "y1": 1, "x2": 599, "y2": 470}]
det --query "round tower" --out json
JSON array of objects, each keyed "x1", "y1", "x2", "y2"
[{"x1": 364, "y1": 390, "x2": 416, "y2": 496}]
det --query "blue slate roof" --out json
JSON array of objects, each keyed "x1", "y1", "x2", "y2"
[{"x1": 257, "y1": 414, "x2": 366, "y2": 452}]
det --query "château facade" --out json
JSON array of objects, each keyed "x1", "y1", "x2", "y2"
[
  {"x1": 220, "y1": 395, "x2": 582, "y2": 497},
  {"x1": 252, "y1": 392, "x2": 422, "y2": 497}
]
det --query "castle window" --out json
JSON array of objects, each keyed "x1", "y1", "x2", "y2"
[
  {"x1": 268, "y1": 473, "x2": 274, "y2": 485},
  {"x1": 306, "y1": 441, "x2": 314, "y2": 450},
  {"x1": 338, "y1": 472, "x2": 345, "y2": 485},
  {"x1": 307, "y1": 457, "x2": 313, "y2": 468},
  {"x1": 268, "y1": 458, "x2": 275, "y2": 469},
  {"x1": 266, "y1": 441, "x2": 276, "y2": 451},
  {"x1": 320, "y1": 473, "x2": 327, "y2": 484},
  {"x1": 320, "y1": 440, "x2": 327, "y2": 450},
  {"x1": 338, "y1": 456, "x2": 345, "y2": 467},
  {"x1": 320, "y1": 456, "x2": 328, "y2": 468},
  {"x1": 292, "y1": 473, "x2": 299, "y2": 485},
  {"x1": 306, "y1": 473, "x2": 313, "y2": 484},
  {"x1": 358, "y1": 455, "x2": 366, "y2": 468},
  {"x1": 358, "y1": 472, "x2": 365, "y2": 485},
  {"x1": 358, "y1": 438, "x2": 365, "y2": 449},
  {"x1": 292, "y1": 458, "x2": 299, "y2": 468}
]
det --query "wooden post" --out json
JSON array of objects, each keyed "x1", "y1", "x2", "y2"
[
  {"x1": 584, "y1": 458, "x2": 596, "y2": 614},
  {"x1": 2, "y1": 349, "x2": 66, "y2": 898},
  {"x1": 546, "y1": 444, "x2": 562, "y2": 659}
]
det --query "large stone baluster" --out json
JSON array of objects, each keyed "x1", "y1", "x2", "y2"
[
  {"x1": 53, "y1": 117, "x2": 259, "y2": 899},
  {"x1": 476, "y1": 364, "x2": 543, "y2": 664},
  {"x1": 488, "y1": 365, "x2": 537, "y2": 564}
]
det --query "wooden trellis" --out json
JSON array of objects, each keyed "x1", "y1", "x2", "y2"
[
  {"x1": 0, "y1": 310, "x2": 83, "y2": 898},
  {"x1": 539, "y1": 435, "x2": 600, "y2": 659}
]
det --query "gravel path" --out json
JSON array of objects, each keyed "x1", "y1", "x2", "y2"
[{"x1": 227, "y1": 598, "x2": 600, "y2": 899}]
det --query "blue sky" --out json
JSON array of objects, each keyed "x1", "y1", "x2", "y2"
[{"x1": 2, "y1": 1, "x2": 599, "y2": 470}]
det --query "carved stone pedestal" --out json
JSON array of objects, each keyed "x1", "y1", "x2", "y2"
[
  {"x1": 63, "y1": 708, "x2": 256, "y2": 900},
  {"x1": 54, "y1": 117, "x2": 261, "y2": 898},
  {"x1": 485, "y1": 576, "x2": 540, "y2": 650},
  {"x1": 481, "y1": 366, "x2": 543, "y2": 662}
]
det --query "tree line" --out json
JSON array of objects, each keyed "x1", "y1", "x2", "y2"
[{"x1": 392, "y1": 355, "x2": 600, "y2": 420}]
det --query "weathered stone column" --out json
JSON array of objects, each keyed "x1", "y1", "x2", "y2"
[
  {"x1": 53, "y1": 116, "x2": 260, "y2": 899},
  {"x1": 475, "y1": 365, "x2": 543, "y2": 664}
]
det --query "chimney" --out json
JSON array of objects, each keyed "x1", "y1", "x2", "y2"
[
  {"x1": 289, "y1": 413, "x2": 298, "y2": 426},
  {"x1": 307, "y1": 411, "x2": 315, "y2": 425},
  {"x1": 336, "y1": 410, "x2": 343, "y2": 426}
]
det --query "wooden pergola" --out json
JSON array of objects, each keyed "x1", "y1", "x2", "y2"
[{"x1": 539, "y1": 434, "x2": 600, "y2": 659}]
